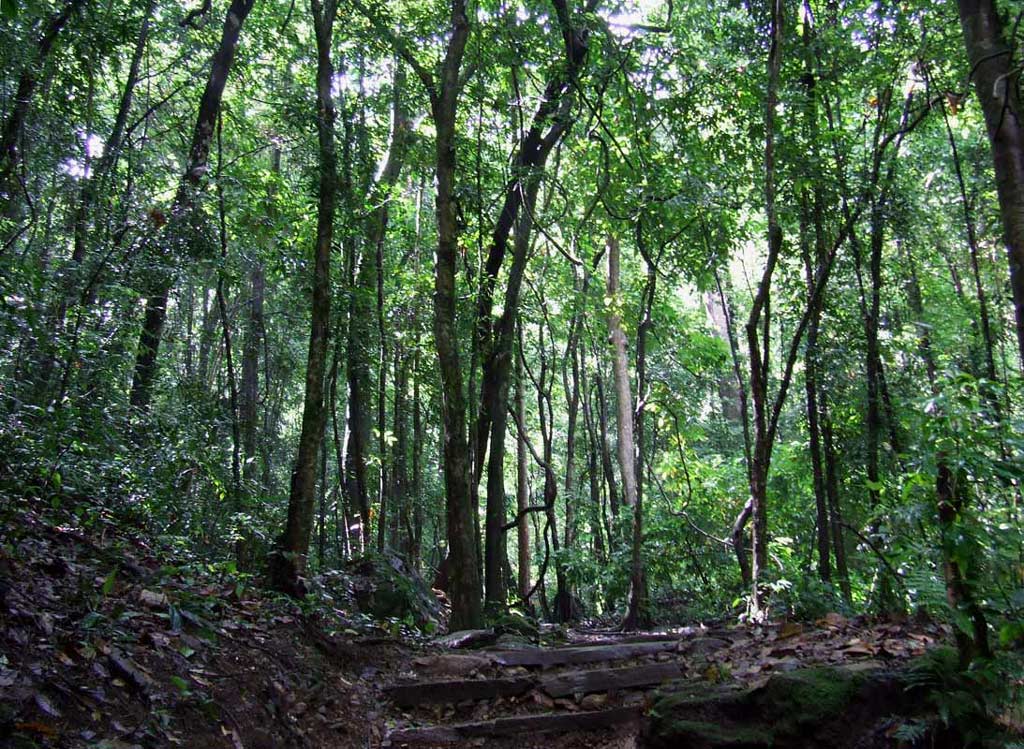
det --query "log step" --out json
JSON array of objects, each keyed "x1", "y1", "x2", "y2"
[
  {"x1": 541, "y1": 661, "x2": 683, "y2": 697},
  {"x1": 385, "y1": 661, "x2": 683, "y2": 708},
  {"x1": 488, "y1": 639, "x2": 678, "y2": 667},
  {"x1": 385, "y1": 676, "x2": 534, "y2": 707},
  {"x1": 384, "y1": 706, "x2": 642, "y2": 746}
]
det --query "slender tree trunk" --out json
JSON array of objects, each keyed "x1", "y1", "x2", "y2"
[
  {"x1": 411, "y1": 340, "x2": 424, "y2": 570},
  {"x1": 215, "y1": 115, "x2": 242, "y2": 508},
  {"x1": 516, "y1": 320, "x2": 532, "y2": 604},
  {"x1": 242, "y1": 147, "x2": 276, "y2": 488},
  {"x1": 0, "y1": 0, "x2": 87, "y2": 218},
  {"x1": 819, "y1": 393, "x2": 852, "y2": 602},
  {"x1": 746, "y1": 0, "x2": 784, "y2": 616},
  {"x1": 959, "y1": 0, "x2": 1024, "y2": 369},
  {"x1": 798, "y1": 7, "x2": 831, "y2": 585},
  {"x1": 594, "y1": 366, "x2": 620, "y2": 521},
  {"x1": 580, "y1": 363, "x2": 607, "y2": 565},
  {"x1": 482, "y1": 176, "x2": 541, "y2": 606},
  {"x1": 392, "y1": 343, "x2": 409, "y2": 554},
  {"x1": 704, "y1": 289, "x2": 743, "y2": 424},
  {"x1": 128, "y1": 0, "x2": 256, "y2": 412},
  {"x1": 269, "y1": 0, "x2": 336, "y2": 595},
  {"x1": 607, "y1": 235, "x2": 646, "y2": 630}
]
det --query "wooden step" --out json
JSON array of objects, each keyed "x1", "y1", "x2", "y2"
[
  {"x1": 384, "y1": 706, "x2": 642, "y2": 746},
  {"x1": 540, "y1": 661, "x2": 683, "y2": 697},
  {"x1": 385, "y1": 660, "x2": 682, "y2": 708},
  {"x1": 487, "y1": 639, "x2": 678, "y2": 667},
  {"x1": 385, "y1": 676, "x2": 534, "y2": 707}
]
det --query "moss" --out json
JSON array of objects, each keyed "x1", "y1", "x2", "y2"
[
  {"x1": 484, "y1": 609, "x2": 540, "y2": 638},
  {"x1": 648, "y1": 718, "x2": 773, "y2": 748},
  {"x1": 753, "y1": 667, "x2": 864, "y2": 737}
]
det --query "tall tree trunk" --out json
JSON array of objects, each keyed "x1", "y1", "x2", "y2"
[
  {"x1": 959, "y1": 0, "x2": 1024, "y2": 369},
  {"x1": 411, "y1": 339, "x2": 424, "y2": 570},
  {"x1": 0, "y1": 0, "x2": 87, "y2": 218},
  {"x1": 424, "y1": 0, "x2": 480, "y2": 630},
  {"x1": 482, "y1": 176, "x2": 541, "y2": 605},
  {"x1": 799, "y1": 6, "x2": 831, "y2": 585},
  {"x1": 241, "y1": 257, "x2": 266, "y2": 486},
  {"x1": 269, "y1": 0, "x2": 337, "y2": 595},
  {"x1": 580, "y1": 360, "x2": 607, "y2": 565},
  {"x1": 704, "y1": 289, "x2": 743, "y2": 424},
  {"x1": 607, "y1": 235, "x2": 646, "y2": 630},
  {"x1": 801, "y1": 210, "x2": 831, "y2": 585},
  {"x1": 594, "y1": 365, "x2": 620, "y2": 522},
  {"x1": 215, "y1": 115, "x2": 242, "y2": 508},
  {"x1": 128, "y1": 0, "x2": 256, "y2": 412},
  {"x1": 515, "y1": 320, "x2": 532, "y2": 603},
  {"x1": 241, "y1": 146, "x2": 276, "y2": 488},
  {"x1": 746, "y1": 0, "x2": 784, "y2": 615}
]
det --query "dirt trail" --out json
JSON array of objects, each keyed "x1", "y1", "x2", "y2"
[
  {"x1": 379, "y1": 617, "x2": 949, "y2": 748},
  {"x1": 0, "y1": 498, "x2": 952, "y2": 748}
]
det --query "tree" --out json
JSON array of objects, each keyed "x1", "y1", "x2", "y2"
[
  {"x1": 269, "y1": 0, "x2": 338, "y2": 595},
  {"x1": 958, "y1": 0, "x2": 1024, "y2": 370},
  {"x1": 128, "y1": 0, "x2": 257, "y2": 412}
]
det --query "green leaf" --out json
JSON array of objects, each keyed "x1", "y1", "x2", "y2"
[
  {"x1": 169, "y1": 675, "x2": 191, "y2": 694},
  {"x1": 102, "y1": 568, "x2": 118, "y2": 596},
  {"x1": 1, "y1": 0, "x2": 16, "y2": 20}
]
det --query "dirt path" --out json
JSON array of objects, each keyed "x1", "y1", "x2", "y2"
[{"x1": 378, "y1": 618, "x2": 949, "y2": 748}]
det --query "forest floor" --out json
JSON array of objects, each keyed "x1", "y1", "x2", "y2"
[{"x1": 0, "y1": 494, "x2": 981, "y2": 749}]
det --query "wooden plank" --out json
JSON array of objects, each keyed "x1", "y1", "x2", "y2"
[
  {"x1": 385, "y1": 706, "x2": 642, "y2": 746},
  {"x1": 385, "y1": 676, "x2": 534, "y2": 707},
  {"x1": 488, "y1": 640, "x2": 678, "y2": 667},
  {"x1": 540, "y1": 661, "x2": 683, "y2": 697}
]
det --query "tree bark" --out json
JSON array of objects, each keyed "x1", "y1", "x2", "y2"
[
  {"x1": 0, "y1": 0, "x2": 87, "y2": 218},
  {"x1": 959, "y1": 0, "x2": 1024, "y2": 369},
  {"x1": 128, "y1": 0, "x2": 256, "y2": 412},
  {"x1": 607, "y1": 235, "x2": 646, "y2": 630},
  {"x1": 515, "y1": 320, "x2": 532, "y2": 603},
  {"x1": 269, "y1": 0, "x2": 337, "y2": 595},
  {"x1": 427, "y1": 0, "x2": 481, "y2": 630},
  {"x1": 746, "y1": 0, "x2": 784, "y2": 616}
]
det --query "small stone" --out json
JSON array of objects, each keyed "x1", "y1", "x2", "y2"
[
  {"x1": 532, "y1": 691, "x2": 555, "y2": 709},
  {"x1": 580, "y1": 693, "x2": 609, "y2": 710}
]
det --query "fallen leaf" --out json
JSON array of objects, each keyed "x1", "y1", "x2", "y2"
[
  {"x1": 34, "y1": 692, "x2": 61, "y2": 717},
  {"x1": 778, "y1": 622, "x2": 804, "y2": 640},
  {"x1": 139, "y1": 590, "x2": 167, "y2": 608}
]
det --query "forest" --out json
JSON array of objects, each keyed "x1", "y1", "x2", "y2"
[{"x1": 1, "y1": 0, "x2": 1024, "y2": 745}]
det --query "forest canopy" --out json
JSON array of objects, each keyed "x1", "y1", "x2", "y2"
[{"x1": 1, "y1": 0, "x2": 1023, "y2": 674}]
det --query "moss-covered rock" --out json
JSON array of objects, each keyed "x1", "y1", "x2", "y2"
[
  {"x1": 343, "y1": 552, "x2": 442, "y2": 628},
  {"x1": 653, "y1": 719, "x2": 773, "y2": 748},
  {"x1": 486, "y1": 609, "x2": 540, "y2": 639},
  {"x1": 752, "y1": 666, "x2": 865, "y2": 737},
  {"x1": 646, "y1": 664, "x2": 915, "y2": 749}
]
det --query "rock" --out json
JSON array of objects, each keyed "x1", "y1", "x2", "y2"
[
  {"x1": 532, "y1": 691, "x2": 555, "y2": 709},
  {"x1": 341, "y1": 552, "x2": 443, "y2": 628},
  {"x1": 579, "y1": 693, "x2": 608, "y2": 710},
  {"x1": 647, "y1": 665, "x2": 916, "y2": 749},
  {"x1": 485, "y1": 610, "x2": 540, "y2": 639},
  {"x1": 436, "y1": 629, "x2": 498, "y2": 649},
  {"x1": 494, "y1": 633, "x2": 539, "y2": 650},
  {"x1": 412, "y1": 654, "x2": 492, "y2": 677}
]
